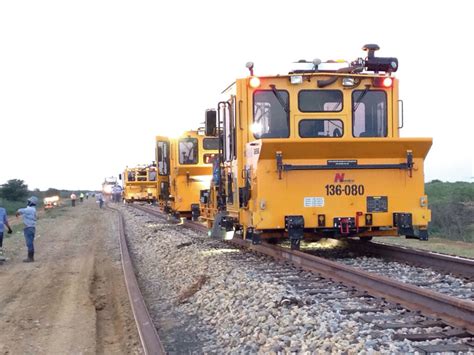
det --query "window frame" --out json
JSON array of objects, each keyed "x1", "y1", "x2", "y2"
[
  {"x1": 351, "y1": 90, "x2": 388, "y2": 138},
  {"x1": 203, "y1": 137, "x2": 219, "y2": 150},
  {"x1": 178, "y1": 137, "x2": 199, "y2": 165},
  {"x1": 298, "y1": 90, "x2": 344, "y2": 113},
  {"x1": 298, "y1": 118, "x2": 344, "y2": 138},
  {"x1": 157, "y1": 141, "x2": 170, "y2": 176},
  {"x1": 252, "y1": 89, "x2": 290, "y2": 139}
]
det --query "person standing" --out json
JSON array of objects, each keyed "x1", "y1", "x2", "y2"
[
  {"x1": 112, "y1": 185, "x2": 122, "y2": 203},
  {"x1": 70, "y1": 193, "x2": 77, "y2": 207},
  {"x1": 96, "y1": 192, "x2": 104, "y2": 209},
  {"x1": 79, "y1": 192, "x2": 84, "y2": 203},
  {"x1": 0, "y1": 205, "x2": 13, "y2": 262},
  {"x1": 16, "y1": 196, "x2": 38, "y2": 263}
]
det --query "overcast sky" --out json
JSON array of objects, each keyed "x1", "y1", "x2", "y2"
[{"x1": 1, "y1": 0, "x2": 472, "y2": 191}]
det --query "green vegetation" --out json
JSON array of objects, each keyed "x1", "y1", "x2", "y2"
[
  {"x1": 0, "y1": 198, "x2": 25, "y2": 215},
  {"x1": 376, "y1": 237, "x2": 474, "y2": 258},
  {"x1": 0, "y1": 179, "x2": 29, "y2": 202},
  {"x1": 0, "y1": 177, "x2": 95, "y2": 215},
  {"x1": 426, "y1": 181, "x2": 474, "y2": 242}
]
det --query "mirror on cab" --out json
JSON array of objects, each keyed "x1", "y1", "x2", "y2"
[
  {"x1": 205, "y1": 109, "x2": 217, "y2": 136},
  {"x1": 118, "y1": 174, "x2": 122, "y2": 180}
]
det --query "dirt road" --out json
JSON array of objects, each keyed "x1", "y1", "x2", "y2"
[{"x1": 0, "y1": 200, "x2": 141, "y2": 354}]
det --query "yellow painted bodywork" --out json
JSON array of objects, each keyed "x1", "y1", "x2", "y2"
[
  {"x1": 167, "y1": 131, "x2": 218, "y2": 216},
  {"x1": 212, "y1": 72, "x2": 432, "y2": 239},
  {"x1": 247, "y1": 139, "x2": 431, "y2": 230},
  {"x1": 123, "y1": 166, "x2": 158, "y2": 203}
]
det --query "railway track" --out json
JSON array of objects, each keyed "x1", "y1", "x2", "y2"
[
  {"x1": 122, "y1": 204, "x2": 474, "y2": 352},
  {"x1": 107, "y1": 204, "x2": 165, "y2": 355},
  {"x1": 347, "y1": 240, "x2": 474, "y2": 279}
]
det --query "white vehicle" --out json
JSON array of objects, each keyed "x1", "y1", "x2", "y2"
[{"x1": 102, "y1": 176, "x2": 117, "y2": 195}]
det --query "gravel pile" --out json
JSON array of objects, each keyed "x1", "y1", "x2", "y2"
[{"x1": 122, "y1": 206, "x2": 474, "y2": 354}]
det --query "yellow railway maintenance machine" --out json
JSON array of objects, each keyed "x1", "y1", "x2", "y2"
[
  {"x1": 157, "y1": 130, "x2": 219, "y2": 219},
  {"x1": 121, "y1": 164, "x2": 158, "y2": 203},
  {"x1": 203, "y1": 44, "x2": 432, "y2": 249}
]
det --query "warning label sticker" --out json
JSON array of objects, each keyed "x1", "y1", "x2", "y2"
[{"x1": 304, "y1": 197, "x2": 325, "y2": 207}]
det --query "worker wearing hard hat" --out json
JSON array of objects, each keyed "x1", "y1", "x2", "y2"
[{"x1": 16, "y1": 196, "x2": 38, "y2": 263}]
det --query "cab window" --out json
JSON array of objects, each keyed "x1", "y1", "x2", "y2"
[
  {"x1": 137, "y1": 169, "x2": 147, "y2": 181},
  {"x1": 352, "y1": 91, "x2": 387, "y2": 137},
  {"x1": 298, "y1": 90, "x2": 343, "y2": 112},
  {"x1": 179, "y1": 138, "x2": 198, "y2": 164},
  {"x1": 203, "y1": 137, "x2": 219, "y2": 150},
  {"x1": 299, "y1": 119, "x2": 343, "y2": 138},
  {"x1": 157, "y1": 141, "x2": 170, "y2": 176},
  {"x1": 253, "y1": 90, "x2": 289, "y2": 138}
]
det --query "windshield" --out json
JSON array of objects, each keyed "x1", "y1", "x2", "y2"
[
  {"x1": 253, "y1": 90, "x2": 289, "y2": 138},
  {"x1": 179, "y1": 138, "x2": 198, "y2": 164},
  {"x1": 299, "y1": 119, "x2": 343, "y2": 138},
  {"x1": 298, "y1": 90, "x2": 343, "y2": 112},
  {"x1": 352, "y1": 90, "x2": 387, "y2": 137},
  {"x1": 203, "y1": 137, "x2": 219, "y2": 150},
  {"x1": 157, "y1": 141, "x2": 170, "y2": 176}
]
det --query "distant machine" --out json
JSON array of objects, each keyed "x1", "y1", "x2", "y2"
[
  {"x1": 120, "y1": 164, "x2": 158, "y2": 204},
  {"x1": 102, "y1": 176, "x2": 118, "y2": 197},
  {"x1": 43, "y1": 195, "x2": 60, "y2": 209}
]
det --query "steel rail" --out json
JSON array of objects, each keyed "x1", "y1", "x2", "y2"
[
  {"x1": 131, "y1": 205, "x2": 474, "y2": 334},
  {"x1": 228, "y1": 238, "x2": 474, "y2": 333},
  {"x1": 107, "y1": 205, "x2": 165, "y2": 355},
  {"x1": 356, "y1": 241, "x2": 474, "y2": 278}
]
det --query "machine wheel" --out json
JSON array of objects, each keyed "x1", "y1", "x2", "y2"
[{"x1": 359, "y1": 236, "x2": 373, "y2": 242}]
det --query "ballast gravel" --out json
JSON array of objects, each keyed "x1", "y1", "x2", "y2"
[
  {"x1": 122, "y1": 206, "x2": 474, "y2": 354},
  {"x1": 336, "y1": 257, "x2": 474, "y2": 300}
]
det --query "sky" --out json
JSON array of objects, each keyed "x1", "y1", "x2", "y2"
[{"x1": 0, "y1": 0, "x2": 473, "y2": 191}]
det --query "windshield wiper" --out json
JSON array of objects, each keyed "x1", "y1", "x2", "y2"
[
  {"x1": 353, "y1": 84, "x2": 371, "y2": 112},
  {"x1": 269, "y1": 84, "x2": 289, "y2": 114}
]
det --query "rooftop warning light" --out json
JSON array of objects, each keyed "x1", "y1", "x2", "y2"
[{"x1": 249, "y1": 76, "x2": 261, "y2": 88}]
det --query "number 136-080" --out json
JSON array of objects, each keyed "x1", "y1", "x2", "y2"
[{"x1": 325, "y1": 184, "x2": 365, "y2": 196}]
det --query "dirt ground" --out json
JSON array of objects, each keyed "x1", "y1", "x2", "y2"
[{"x1": 0, "y1": 199, "x2": 142, "y2": 354}]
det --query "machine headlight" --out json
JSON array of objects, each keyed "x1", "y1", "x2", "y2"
[
  {"x1": 290, "y1": 75, "x2": 303, "y2": 85},
  {"x1": 249, "y1": 76, "x2": 261, "y2": 88},
  {"x1": 342, "y1": 77, "x2": 355, "y2": 87}
]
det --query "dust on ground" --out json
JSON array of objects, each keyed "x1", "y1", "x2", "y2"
[{"x1": 0, "y1": 199, "x2": 142, "y2": 354}]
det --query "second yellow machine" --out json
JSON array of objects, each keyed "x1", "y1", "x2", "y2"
[{"x1": 156, "y1": 130, "x2": 219, "y2": 219}]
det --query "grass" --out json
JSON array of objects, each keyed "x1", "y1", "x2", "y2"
[
  {"x1": 426, "y1": 181, "x2": 474, "y2": 242},
  {"x1": 375, "y1": 236, "x2": 474, "y2": 259},
  {"x1": 0, "y1": 198, "x2": 25, "y2": 215}
]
